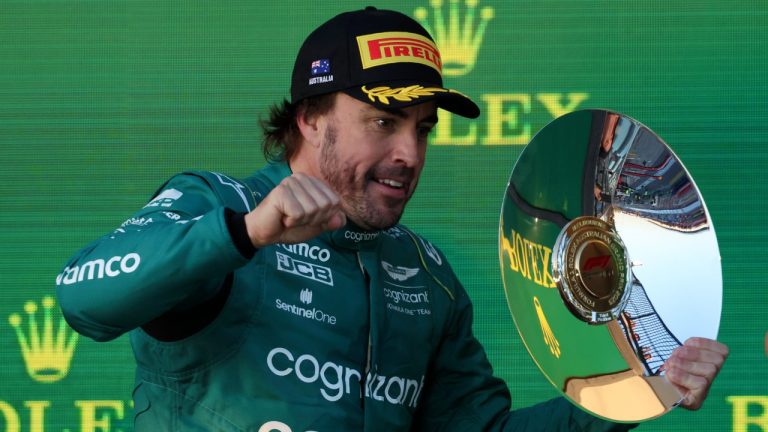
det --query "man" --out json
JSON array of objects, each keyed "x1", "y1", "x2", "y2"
[{"x1": 56, "y1": 7, "x2": 727, "y2": 431}]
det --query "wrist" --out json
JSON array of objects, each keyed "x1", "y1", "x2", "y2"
[{"x1": 224, "y1": 209, "x2": 257, "y2": 258}]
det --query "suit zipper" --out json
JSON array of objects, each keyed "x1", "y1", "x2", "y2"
[{"x1": 356, "y1": 252, "x2": 372, "y2": 407}]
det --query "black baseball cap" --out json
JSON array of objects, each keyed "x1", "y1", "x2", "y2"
[{"x1": 290, "y1": 6, "x2": 480, "y2": 119}]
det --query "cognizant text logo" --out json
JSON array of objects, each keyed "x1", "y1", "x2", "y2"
[
  {"x1": 56, "y1": 253, "x2": 141, "y2": 285},
  {"x1": 344, "y1": 231, "x2": 379, "y2": 242},
  {"x1": 266, "y1": 347, "x2": 424, "y2": 407},
  {"x1": 383, "y1": 288, "x2": 429, "y2": 304}
]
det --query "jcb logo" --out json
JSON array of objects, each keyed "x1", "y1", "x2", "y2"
[{"x1": 276, "y1": 252, "x2": 333, "y2": 286}]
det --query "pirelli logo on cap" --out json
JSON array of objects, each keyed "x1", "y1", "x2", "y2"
[{"x1": 356, "y1": 31, "x2": 442, "y2": 74}]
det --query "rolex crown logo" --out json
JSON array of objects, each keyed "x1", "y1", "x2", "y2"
[
  {"x1": 8, "y1": 296, "x2": 79, "y2": 383},
  {"x1": 414, "y1": 0, "x2": 494, "y2": 77}
]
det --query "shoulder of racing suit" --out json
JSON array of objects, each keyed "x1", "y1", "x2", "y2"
[{"x1": 138, "y1": 170, "x2": 262, "y2": 341}]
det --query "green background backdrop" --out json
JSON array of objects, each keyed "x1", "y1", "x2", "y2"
[{"x1": 1, "y1": 1, "x2": 765, "y2": 431}]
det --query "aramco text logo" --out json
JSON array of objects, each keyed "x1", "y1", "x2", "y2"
[
  {"x1": 414, "y1": 0, "x2": 494, "y2": 76},
  {"x1": 7, "y1": 296, "x2": 78, "y2": 383}
]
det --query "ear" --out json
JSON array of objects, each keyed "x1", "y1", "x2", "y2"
[{"x1": 296, "y1": 106, "x2": 326, "y2": 149}]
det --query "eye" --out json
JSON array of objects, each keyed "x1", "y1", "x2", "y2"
[
  {"x1": 375, "y1": 118, "x2": 395, "y2": 130},
  {"x1": 418, "y1": 124, "x2": 435, "y2": 139}
]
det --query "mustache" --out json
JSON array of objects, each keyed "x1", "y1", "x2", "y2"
[{"x1": 370, "y1": 166, "x2": 416, "y2": 183}]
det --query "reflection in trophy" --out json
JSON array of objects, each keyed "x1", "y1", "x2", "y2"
[{"x1": 499, "y1": 110, "x2": 721, "y2": 422}]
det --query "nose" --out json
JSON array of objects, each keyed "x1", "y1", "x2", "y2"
[{"x1": 390, "y1": 131, "x2": 421, "y2": 168}]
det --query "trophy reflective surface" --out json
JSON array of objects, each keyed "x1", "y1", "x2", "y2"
[{"x1": 499, "y1": 110, "x2": 722, "y2": 422}]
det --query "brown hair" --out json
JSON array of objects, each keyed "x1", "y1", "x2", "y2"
[{"x1": 260, "y1": 94, "x2": 337, "y2": 162}]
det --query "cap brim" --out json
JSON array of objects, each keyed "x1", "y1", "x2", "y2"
[{"x1": 344, "y1": 81, "x2": 480, "y2": 119}]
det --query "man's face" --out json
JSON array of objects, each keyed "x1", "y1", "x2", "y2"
[{"x1": 318, "y1": 93, "x2": 437, "y2": 230}]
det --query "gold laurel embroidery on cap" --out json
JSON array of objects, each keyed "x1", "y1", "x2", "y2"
[
  {"x1": 361, "y1": 85, "x2": 449, "y2": 105},
  {"x1": 534, "y1": 296, "x2": 561, "y2": 358}
]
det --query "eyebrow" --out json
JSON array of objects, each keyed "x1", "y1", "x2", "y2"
[
  {"x1": 366, "y1": 104, "x2": 408, "y2": 118},
  {"x1": 363, "y1": 105, "x2": 439, "y2": 124}
]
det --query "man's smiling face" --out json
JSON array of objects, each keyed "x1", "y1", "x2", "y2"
[{"x1": 317, "y1": 93, "x2": 437, "y2": 230}]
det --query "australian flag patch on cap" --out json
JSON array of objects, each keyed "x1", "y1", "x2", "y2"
[{"x1": 311, "y1": 59, "x2": 331, "y2": 76}]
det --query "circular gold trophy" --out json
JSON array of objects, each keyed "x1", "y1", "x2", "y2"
[{"x1": 499, "y1": 110, "x2": 722, "y2": 422}]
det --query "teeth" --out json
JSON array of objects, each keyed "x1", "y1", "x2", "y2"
[{"x1": 378, "y1": 178, "x2": 404, "y2": 188}]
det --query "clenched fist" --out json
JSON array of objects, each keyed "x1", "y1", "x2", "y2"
[
  {"x1": 244, "y1": 173, "x2": 346, "y2": 247},
  {"x1": 664, "y1": 337, "x2": 729, "y2": 410}
]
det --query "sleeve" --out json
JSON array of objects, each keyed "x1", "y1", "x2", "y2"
[
  {"x1": 412, "y1": 278, "x2": 637, "y2": 431},
  {"x1": 55, "y1": 173, "x2": 252, "y2": 342}
]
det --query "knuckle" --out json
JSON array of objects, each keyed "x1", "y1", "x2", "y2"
[
  {"x1": 665, "y1": 367, "x2": 678, "y2": 382},
  {"x1": 693, "y1": 374, "x2": 708, "y2": 389},
  {"x1": 703, "y1": 363, "x2": 717, "y2": 377},
  {"x1": 313, "y1": 194, "x2": 330, "y2": 208},
  {"x1": 277, "y1": 180, "x2": 297, "y2": 196}
]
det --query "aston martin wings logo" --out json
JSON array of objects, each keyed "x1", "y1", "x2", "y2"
[{"x1": 381, "y1": 261, "x2": 420, "y2": 281}]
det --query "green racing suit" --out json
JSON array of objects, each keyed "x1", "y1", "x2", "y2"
[{"x1": 56, "y1": 161, "x2": 636, "y2": 431}]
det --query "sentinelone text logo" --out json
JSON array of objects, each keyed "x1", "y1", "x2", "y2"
[{"x1": 412, "y1": 0, "x2": 590, "y2": 145}]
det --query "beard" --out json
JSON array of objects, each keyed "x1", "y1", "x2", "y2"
[{"x1": 319, "y1": 124, "x2": 415, "y2": 230}]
